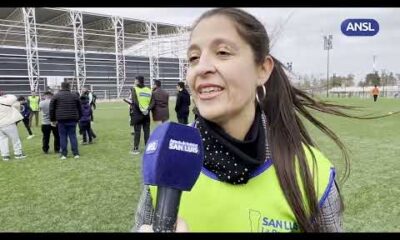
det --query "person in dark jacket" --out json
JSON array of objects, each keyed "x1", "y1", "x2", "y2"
[
  {"x1": 50, "y1": 82, "x2": 82, "y2": 159},
  {"x1": 149, "y1": 80, "x2": 169, "y2": 124},
  {"x1": 17, "y1": 96, "x2": 35, "y2": 139},
  {"x1": 79, "y1": 96, "x2": 93, "y2": 144},
  {"x1": 80, "y1": 90, "x2": 97, "y2": 139},
  {"x1": 175, "y1": 81, "x2": 191, "y2": 124},
  {"x1": 81, "y1": 88, "x2": 97, "y2": 116}
]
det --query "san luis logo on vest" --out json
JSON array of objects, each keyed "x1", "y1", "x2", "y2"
[
  {"x1": 248, "y1": 209, "x2": 299, "y2": 232},
  {"x1": 341, "y1": 19, "x2": 379, "y2": 36}
]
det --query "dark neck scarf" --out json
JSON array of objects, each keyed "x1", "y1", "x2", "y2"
[{"x1": 195, "y1": 107, "x2": 271, "y2": 185}]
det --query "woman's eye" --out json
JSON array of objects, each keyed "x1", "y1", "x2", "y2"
[
  {"x1": 217, "y1": 50, "x2": 230, "y2": 56},
  {"x1": 188, "y1": 56, "x2": 199, "y2": 63}
]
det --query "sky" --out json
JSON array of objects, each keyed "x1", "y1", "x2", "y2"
[{"x1": 71, "y1": 7, "x2": 400, "y2": 83}]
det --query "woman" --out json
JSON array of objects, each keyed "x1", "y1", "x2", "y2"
[{"x1": 134, "y1": 8, "x2": 352, "y2": 232}]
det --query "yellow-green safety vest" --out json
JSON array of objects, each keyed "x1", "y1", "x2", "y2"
[
  {"x1": 134, "y1": 86, "x2": 151, "y2": 112},
  {"x1": 149, "y1": 145, "x2": 334, "y2": 232},
  {"x1": 28, "y1": 95, "x2": 40, "y2": 111}
]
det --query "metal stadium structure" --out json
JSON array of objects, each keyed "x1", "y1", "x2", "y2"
[{"x1": 0, "y1": 7, "x2": 190, "y2": 99}]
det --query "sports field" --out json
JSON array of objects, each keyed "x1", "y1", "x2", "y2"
[{"x1": 0, "y1": 97, "x2": 398, "y2": 232}]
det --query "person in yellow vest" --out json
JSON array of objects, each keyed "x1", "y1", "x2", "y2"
[
  {"x1": 28, "y1": 91, "x2": 40, "y2": 127},
  {"x1": 130, "y1": 76, "x2": 152, "y2": 155},
  {"x1": 371, "y1": 85, "x2": 380, "y2": 102},
  {"x1": 134, "y1": 8, "x2": 351, "y2": 232}
]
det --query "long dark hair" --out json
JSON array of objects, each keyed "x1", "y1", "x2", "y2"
[{"x1": 192, "y1": 8, "x2": 355, "y2": 232}]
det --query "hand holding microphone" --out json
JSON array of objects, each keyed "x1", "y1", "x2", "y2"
[
  {"x1": 142, "y1": 122, "x2": 204, "y2": 232},
  {"x1": 139, "y1": 217, "x2": 189, "y2": 232}
]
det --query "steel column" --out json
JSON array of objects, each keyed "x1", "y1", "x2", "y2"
[
  {"x1": 70, "y1": 10, "x2": 86, "y2": 94},
  {"x1": 112, "y1": 16, "x2": 126, "y2": 98},
  {"x1": 22, "y1": 7, "x2": 40, "y2": 92},
  {"x1": 146, "y1": 22, "x2": 159, "y2": 89}
]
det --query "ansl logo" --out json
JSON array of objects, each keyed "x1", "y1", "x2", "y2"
[
  {"x1": 341, "y1": 19, "x2": 379, "y2": 36},
  {"x1": 145, "y1": 140, "x2": 158, "y2": 154}
]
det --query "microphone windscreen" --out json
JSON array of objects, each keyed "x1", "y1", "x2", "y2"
[{"x1": 142, "y1": 122, "x2": 204, "y2": 191}]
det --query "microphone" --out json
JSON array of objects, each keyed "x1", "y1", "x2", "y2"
[{"x1": 142, "y1": 121, "x2": 204, "y2": 232}]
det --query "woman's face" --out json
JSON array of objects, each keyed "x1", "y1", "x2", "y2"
[{"x1": 186, "y1": 15, "x2": 270, "y2": 125}]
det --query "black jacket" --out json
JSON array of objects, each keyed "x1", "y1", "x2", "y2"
[
  {"x1": 50, "y1": 90, "x2": 82, "y2": 122},
  {"x1": 175, "y1": 89, "x2": 191, "y2": 119}
]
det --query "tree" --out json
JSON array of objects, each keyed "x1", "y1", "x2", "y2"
[
  {"x1": 296, "y1": 74, "x2": 311, "y2": 89},
  {"x1": 396, "y1": 73, "x2": 400, "y2": 84},
  {"x1": 365, "y1": 72, "x2": 380, "y2": 86},
  {"x1": 312, "y1": 78, "x2": 320, "y2": 89},
  {"x1": 303, "y1": 79, "x2": 311, "y2": 89},
  {"x1": 346, "y1": 74, "x2": 355, "y2": 86},
  {"x1": 329, "y1": 73, "x2": 355, "y2": 87},
  {"x1": 330, "y1": 74, "x2": 342, "y2": 87},
  {"x1": 385, "y1": 72, "x2": 397, "y2": 86}
]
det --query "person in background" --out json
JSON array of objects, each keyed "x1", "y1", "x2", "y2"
[
  {"x1": 79, "y1": 95, "x2": 93, "y2": 145},
  {"x1": 17, "y1": 96, "x2": 35, "y2": 139},
  {"x1": 39, "y1": 91, "x2": 59, "y2": 154},
  {"x1": 149, "y1": 80, "x2": 170, "y2": 125},
  {"x1": 28, "y1": 91, "x2": 40, "y2": 127},
  {"x1": 175, "y1": 81, "x2": 191, "y2": 124},
  {"x1": 90, "y1": 90, "x2": 97, "y2": 111},
  {"x1": 130, "y1": 76, "x2": 151, "y2": 155},
  {"x1": 371, "y1": 85, "x2": 380, "y2": 102},
  {"x1": 0, "y1": 94, "x2": 27, "y2": 161},
  {"x1": 81, "y1": 88, "x2": 97, "y2": 139},
  {"x1": 50, "y1": 82, "x2": 82, "y2": 160},
  {"x1": 82, "y1": 88, "x2": 97, "y2": 111},
  {"x1": 122, "y1": 97, "x2": 135, "y2": 140}
]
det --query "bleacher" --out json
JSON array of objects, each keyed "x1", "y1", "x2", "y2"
[{"x1": 0, "y1": 47, "x2": 182, "y2": 98}]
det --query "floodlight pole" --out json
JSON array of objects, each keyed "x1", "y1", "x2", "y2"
[
  {"x1": 286, "y1": 62, "x2": 293, "y2": 72},
  {"x1": 326, "y1": 48, "x2": 330, "y2": 97},
  {"x1": 324, "y1": 34, "x2": 333, "y2": 98}
]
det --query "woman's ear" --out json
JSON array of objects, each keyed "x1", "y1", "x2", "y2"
[{"x1": 258, "y1": 55, "x2": 274, "y2": 86}]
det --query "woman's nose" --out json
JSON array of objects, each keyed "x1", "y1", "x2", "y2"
[{"x1": 195, "y1": 54, "x2": 216, "y2": 76}]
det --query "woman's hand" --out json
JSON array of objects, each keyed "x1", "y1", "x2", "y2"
[{"x1": 138, "y1": 217, "x2": 189, "y2": 232}]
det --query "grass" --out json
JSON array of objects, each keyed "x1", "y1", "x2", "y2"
[
  {"x1": 0, "y1": 97, "x2": 399, "y2": 232},
  {"x1": 304, "y1": 97, "x2": 400, "y2": 232}
]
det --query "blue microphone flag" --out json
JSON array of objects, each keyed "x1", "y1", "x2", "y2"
[{"x1": 142, "y1": 122, "x2": 204, "y2": 191}]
